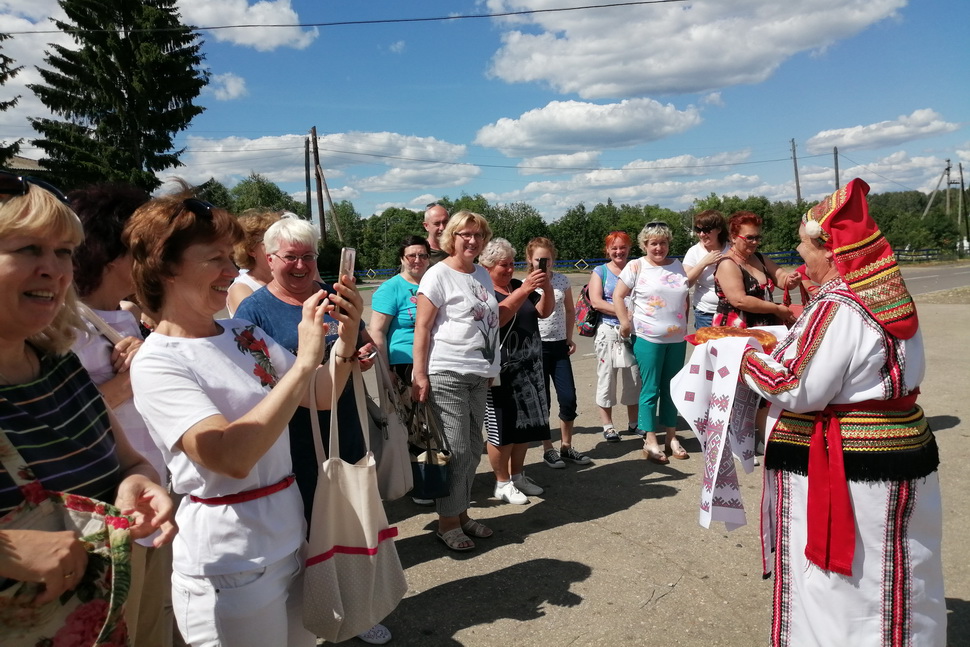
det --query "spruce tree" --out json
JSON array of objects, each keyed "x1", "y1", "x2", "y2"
[
  {"x1": 28, "y1": 0, "x2": 208, "y2": 191},
  {"x1": 0, "y1": 32, "x2": 23, "y2": 165}
]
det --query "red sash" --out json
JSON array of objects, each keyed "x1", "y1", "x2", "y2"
[
  {"x1": 804, "y1": 389, "x2": 919, "y2": 576},
  {"x1": 190, "y1": 474, "x2": 295, "y2": 505}
]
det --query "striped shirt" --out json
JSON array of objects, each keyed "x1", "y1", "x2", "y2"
[{"x1": 0, "y1": 351, "x2": 121, "y2": 516}]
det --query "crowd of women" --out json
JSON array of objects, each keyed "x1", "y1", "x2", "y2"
[{"x1": 0, "y1": 172, "x2": 944, "y2": 647}]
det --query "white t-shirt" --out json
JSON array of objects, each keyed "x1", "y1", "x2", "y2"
[
  {"x1": 537, "y1": 271, "x2": 570, "y2": 342},
  {"x1": 73, "y1": 308, "x2": 165, "y2": 548},
  {"x1": 131, "y1": 319, "x2": 304, "y2": 576},
  {"x1": 618, "y1": 258, "x2": 689, "y2": 343},
  {"x1": 683, "y1": 241, "x2": 730, "y2": 314},
  {"x1": 418, "y1": 262, "x2": 500, "y2": 378}
]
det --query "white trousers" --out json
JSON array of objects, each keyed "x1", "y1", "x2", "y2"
[{"x1": 171, "y1": 550, "x2": 316, "y2": 647}]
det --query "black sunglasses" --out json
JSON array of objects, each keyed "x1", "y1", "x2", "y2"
[
  {"x1": 645, "y1": 221, "x2": 667, "y2": 228},
  {"x1": 0, "y1": 170, "x2": 70, "y2": 204},
  {"x1": 740, "y1": 234, "x2": 763, "y2": 243},
  {"x1": 181, "y1": 198, "x2": 215, "y2": 221},
  {"x1": 694, "y1": 225, "x2": 716, "y2": 234}
]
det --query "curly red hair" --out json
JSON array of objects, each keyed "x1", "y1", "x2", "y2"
[{"x1": 727, "y1": 211, "x2": 762, "y2": 239}]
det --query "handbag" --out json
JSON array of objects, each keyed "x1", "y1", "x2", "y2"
[
  {"x1": 0, "y1": 431, "x2": 133, "y2": 646},
  {"x1": 611, "y1": 338, "x2": 636, "y2": 368},
  {"x1": 364, "y1": 350, "x2": 413, "y2": 501},
  {"x1": 408, "y1": 402, "x2": 452, "y2": 500},
  {"x1": 303, "y1": 362, "x2": 407, "y2": 643},
  {"x1": 575, "y1": 282, "x2": 600, "y2": 337}
]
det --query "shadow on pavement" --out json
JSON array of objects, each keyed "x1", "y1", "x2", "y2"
[
  {"x1": 927, "y1": 415, "x2": 960, "y2": 432},
  {"x1": 384, "y1": 558, "x2": 591, "y2": 645},
  {"x1": 947, "y1": 597, "x2": 969, "y2": 645}
]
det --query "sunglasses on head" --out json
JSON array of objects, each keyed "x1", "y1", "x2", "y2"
[
  {"x1": 0, "y1": 170, "x2": 70, "y2": 204},
  {"x1": 180, "y1": 198, "x2": 215, "y2": 221},
  {"x1": 645, "y1": 221, "x2": 667, "y2": 228}
]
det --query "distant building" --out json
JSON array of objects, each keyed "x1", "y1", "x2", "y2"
[{"x1": 5, "y1": 155, "x2": 44, "y2": 172}]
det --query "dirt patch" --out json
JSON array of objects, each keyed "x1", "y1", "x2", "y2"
[{"x1": 914, "y1": 286, "x2": 970, "y2": 305}]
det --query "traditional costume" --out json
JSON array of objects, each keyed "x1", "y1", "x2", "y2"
[{"x1": 743, "y1": 179, "x2": 944, "y2": 646}]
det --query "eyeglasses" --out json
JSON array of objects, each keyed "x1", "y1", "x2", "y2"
[
  {"x1": 272, "y1": 252, "x2": 318, "y2": 265},
  {"x1": 0, "y1": 170, "x2": 70, "y2": 204},
  {"x1": 455, "y1": 231, "x2": 484, "y2": 240},
  {"x1": 404, "y1": 253, "x2": 429, "y2": 261},
  {"x1": 740, "y1": 234, "x2": 763, "y2": 243},
  {"x1": 694, "y1": 226, "x2": 717, "y2": 234},
  {"x1": 181, "y1": 198, "x2": 215, "y2": 221}
]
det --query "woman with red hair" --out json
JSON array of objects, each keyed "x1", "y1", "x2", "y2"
[
  {"x1": 586, "y1": 231, "x2": 640, "y2": 442},
  {"x1": 713, "y1": 211, "x2": 798, "y2": 328}
]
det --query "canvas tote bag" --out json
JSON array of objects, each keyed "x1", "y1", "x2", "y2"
[
  {"x1": 302, "y1": 362, "x2": 407, "y2": 642},
  {"x1": 0, "y1": 431, "x2": 133, "y2": 646},
  {"x1": 364, "y1": 350, "x2": 413, "y2": 501}
]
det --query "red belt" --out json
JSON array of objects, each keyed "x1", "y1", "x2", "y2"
[
  {"x1": 190, "y1": 475, "x2": 296, "y2": 505},
  {"x1": 804, "y1": 389, "x2": 919, "y2": 576}
]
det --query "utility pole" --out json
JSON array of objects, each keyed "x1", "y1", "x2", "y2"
[
  {"x1": 921, "y1": 159, "x2": 950, "y2": 219},
  {"x1": 960, "y1": 163, "x2": 968, "y2": 255},
  {"x1": 833, "y1": 147, "x2": 840, "y2": 190},
  {"x1": 303, "y1": 137, "x2": 312, "y2": 219},
  {"x1": 791, "y1": 139, "x2": 802, "y2": 204},
  {"x1": 309, "y1": 127, "x2": 328, "y2": 244}
]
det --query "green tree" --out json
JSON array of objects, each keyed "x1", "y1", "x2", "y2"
[
  {"x1": 29, "y1": 0, "x2": 207, "y2": 191},
  {"x1": 488, "y1": 202, "x2": 549, "y2": 254},
  {"x1": 230, "y1": 172, "x2": 306, "y2": 216},
  {"x1": 195, "y1": 178, "x2": 233, "y2": 210},
  {"x1": 0, "y1": 33, "x2": 22, "y2": 164}
]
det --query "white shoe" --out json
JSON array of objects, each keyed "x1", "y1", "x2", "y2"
[
  {"x1": 357, "y1": 623, "x2": 392, "y2": 645},
  {"x1": 511, "y1": 473, "x2": 544, "y2": 496},
  {"x1": 494, "y1": 480, "x2": 528, "y2": 504}
]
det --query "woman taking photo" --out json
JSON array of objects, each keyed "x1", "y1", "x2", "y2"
[
  {"x1": 0, "y1": 174, "x2": 174, "y2": 639},
  {"x1": 412, "y1": 210, "x2": 499, "y2": 552},
  {"x1": 587, "y1": 231, "x2": 640, "y2": 442},
  {"x1": 126, "y1": 192, "x2": 362, "y2": 647},
  {"x1": 682, "y1": 210, "x2": 729, "y2": 330},
  {"x1": 368, "y1": 235, "x2": 431, "y2": 384},
  {"x1": 480, "y1": 238, "x2": 553, "y2": 504},
  {"x1": 613, "y1": 222, "x2": 690, "y2": 464},
  {"x1": 525, "y1": 237, "x2": 591, "y2": 469},
  {"x1": 713, "y1": 211, "x2": 797, "y2": 328}
]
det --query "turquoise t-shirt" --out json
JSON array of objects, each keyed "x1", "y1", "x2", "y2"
[{"x1": 371, "y1": 273, "x2": 419, "y2": 365}]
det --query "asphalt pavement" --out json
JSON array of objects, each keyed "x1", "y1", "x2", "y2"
[{"x1": 353, "y1": 262, "x2": 970, "y2": 647}]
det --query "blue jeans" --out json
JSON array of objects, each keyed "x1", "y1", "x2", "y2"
[
  {"x1": 541, "y1": 340, "x2": 578, "y2": 421},
  {"x1": 693, "y1": 310, "x2": 714, "y2": 330}
]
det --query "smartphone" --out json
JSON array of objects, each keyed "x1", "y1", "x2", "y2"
[
  {"x1": 338, "y1": 247, "x2": 356, "y2": 280},
  {"x1": 538, "y1": 258, "x2": 548, "y2": 273}
]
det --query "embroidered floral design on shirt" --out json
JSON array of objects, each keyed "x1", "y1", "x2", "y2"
[{"x1": 233, "y1": 325, "x2": 278, "y2": 387}]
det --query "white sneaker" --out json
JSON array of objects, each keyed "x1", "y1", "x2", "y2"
[
  {"x1": 511, "y1": 473, "x2": 544, "y2": 496},
  {"x1": 494, "y1": 480, "x2": 528, "y2": 504}
]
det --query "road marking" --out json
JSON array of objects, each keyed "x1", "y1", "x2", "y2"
[{"x1": 906, "y1": 275, "x2": 939, "y2": 280}]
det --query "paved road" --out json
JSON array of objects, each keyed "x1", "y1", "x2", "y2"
[{"x1": 348, "y1": 261, "x2": 970, "y2": 646}]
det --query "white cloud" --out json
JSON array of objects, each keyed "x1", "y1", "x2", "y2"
[
  {"x1": 177, "y1": 0, "x2": 318, "y2": 51},
  {"x1": 207, "y1": 72, "x2": 248, "y2": 100},
  {"x1": 355, "y1": 163, "x2": 482, "y2": 193},
  {"x1": 805, "y1": 109, "x2": 960, "y2": 154},
  {"x1": 486, "y1": 0, "x2": 906, "y2": 98},
  {"x1": 518, "y1": 151, "x2": 601, "y2": 175},
  {"x1": 475, "y1": 98, "x2": 701, "y2": 156},
  {"x1": 389, "y1": 40, "x2": 406, "y2": 54},
  {"x1": 701, "y1": 92, "x2": 724, "y2": 107}
]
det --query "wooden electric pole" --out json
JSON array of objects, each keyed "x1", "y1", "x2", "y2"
[
  {"x1": 304, "y1": 137, "x2": 312, "y2": 219},
  {"x1": 791, "y1": 139, "x2": 802, "y2": 204},
  {"x1": 309, "y1": 127, "x2": 328, "y2": 243},
  {"x1": 833, "y1": 147, "x2": 840, "y2": 190}
]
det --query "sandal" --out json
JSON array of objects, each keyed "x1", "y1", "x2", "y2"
[
  {"x1": 437, "y1": 527, "x2": 475, "y2": 551},
  {"x1": 666, "y1": 440, "x2": 690, "y2": 460},
  {"x1": 461, "y1": 519, "x2": 493, "y2": 538},
  {"x1": 642, "y1": 446, "x2": 669, "y2": 465}
]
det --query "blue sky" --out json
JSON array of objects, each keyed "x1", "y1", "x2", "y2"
[{"x1": 2, "y1": 0, "x2": 968, "y2": 221}]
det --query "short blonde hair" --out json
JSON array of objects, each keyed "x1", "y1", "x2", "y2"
[
  {"x1": 0, "y1": 186, "x2": 85, "y2": 354},
  {"x1": 440, "y1": 210, "x2": 492, "y2": 256},
  {"x1": 637, "y1": 221, "x2": 672, "y2": 251}
]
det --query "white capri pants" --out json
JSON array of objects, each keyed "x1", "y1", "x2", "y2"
[{"x1": 594, "y1": 323, "x2": 641, "y2": 408}]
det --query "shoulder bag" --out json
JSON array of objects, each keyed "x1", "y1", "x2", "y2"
[
  {"x1": 575, "y1": 266, "x2": 604, "y2": 337},
  {"x1": 364, "y1": 350, "x2": 413, "y2": 501},
  {"x1": 408, "y1": 402, "x2": 452, "y2": 500},
  {"x1": 302, "y1": 362, "x2": 407, "y2": 643},
  {"x1": 0, "y1": 432, "x2": 133, "y2": 646}
]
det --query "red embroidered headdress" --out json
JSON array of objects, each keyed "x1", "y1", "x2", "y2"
[{"x1": 802, "y1": 178, "x2": 919, "y2": 339}]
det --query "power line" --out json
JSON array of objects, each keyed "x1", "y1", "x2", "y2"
[
  {"x1": 836, "y1": 152, "x2": 918, "y2": 192},
  {"x1": 5, "y1": 1, "x2": 688, "y2": 36}
]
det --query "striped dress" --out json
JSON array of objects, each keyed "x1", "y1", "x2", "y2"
[
  {"x1": 741, "y1": 278, "x2": 945, "y2": 646},
  {"x1": 0, "y1": 351, "x2": 121, "y2": 517}
]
